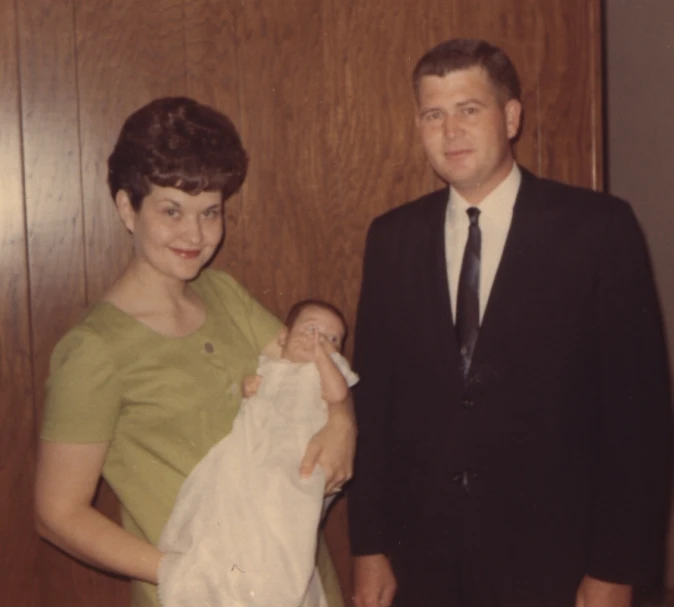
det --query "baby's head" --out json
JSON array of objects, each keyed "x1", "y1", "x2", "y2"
[{"x1": 279, "y1": 300, "x2": 347, "y2": 363}]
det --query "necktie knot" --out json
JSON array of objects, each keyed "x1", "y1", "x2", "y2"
[{"x1": 467, "y1": 207, "x2": 480, "y2": 225}]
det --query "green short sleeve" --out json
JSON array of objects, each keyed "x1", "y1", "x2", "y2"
[{"x1": 42, "y1": 325, "x2": 120, "y2": 443}]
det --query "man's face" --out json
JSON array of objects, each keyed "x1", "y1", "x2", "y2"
[{"x1": 416, "y1": 66, "x2": 522, "y2": 204}]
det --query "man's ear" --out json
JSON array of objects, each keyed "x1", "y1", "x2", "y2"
[
  {"x1": 504, "y1": 98, "x2": 523, "y2": 140},
  {"x1": 115, "y1": 190, "x2": 136, "y2": 233}
]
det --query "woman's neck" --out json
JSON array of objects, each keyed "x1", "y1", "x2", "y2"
[{"x1": 105, "y1": 258, "x2": 196, "y2": 313}]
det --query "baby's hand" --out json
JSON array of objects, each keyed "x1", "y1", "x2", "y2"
[
  {"x1": 242, "y1": 374, "x2": 262, "y2": 398},
  {"x1": 310, "y1": 331, "x2": 335, "y2": 361}
]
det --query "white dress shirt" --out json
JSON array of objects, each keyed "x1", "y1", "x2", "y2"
[{"x1": 445, "y1": 163, "x2": 522, "y2": 323}]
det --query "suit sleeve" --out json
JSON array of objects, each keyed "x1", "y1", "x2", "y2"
[
  {"x1": 348, "y1": 218, "x2": 396, "y2": 556},
  {"x1": 588, "y1": 199, "x2": 673, "y2": 584}
]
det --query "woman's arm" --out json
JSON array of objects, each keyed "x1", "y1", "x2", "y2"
[
  {"x1": 35, "y1": 440, "x2": 163, "y2": 583},
  {"x1": 299, "y1": 337, "x2": 357, "y2": 493},
  {"x1": 300, "y1": 392, "x2": 356, "y2": 494}
]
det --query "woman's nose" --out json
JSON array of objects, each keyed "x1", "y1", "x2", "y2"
[{"x1": 184, "y1": 217, "x2": 203, "y2": 243}]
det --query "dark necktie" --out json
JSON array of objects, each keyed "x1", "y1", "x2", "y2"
[{"x1": 455, "y1": 207, "x2": 481, "y2": 376}]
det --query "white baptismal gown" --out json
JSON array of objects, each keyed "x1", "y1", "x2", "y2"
[{"x1": 157, "y1": 353, "x2": 358, "y2": 607}]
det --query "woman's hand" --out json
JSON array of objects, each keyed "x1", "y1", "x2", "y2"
[
  {"x1": 35, "y1": 440, "x2": 163, "y2": 584},
  {"x1": 299, "y1": 392, "x2": 357, "y2": 494},
  {"x1": 242, "y1": 374, "x2": 262, "y2": 398}
]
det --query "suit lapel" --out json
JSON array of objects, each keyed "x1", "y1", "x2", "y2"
[
  {"x1": 422, "y1": 189, "x2": 464, "y2": 381},
  {"x1": 471, "y1": 169, "x2": 555, "y2": 366}
]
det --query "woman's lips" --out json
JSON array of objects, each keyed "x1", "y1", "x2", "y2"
[{"x1": 171, "y1": 248, "x2": 201, "y2": 259}]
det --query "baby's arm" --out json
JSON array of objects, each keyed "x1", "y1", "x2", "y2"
[{"x1": 312, "y1": 337, "x2": 349, "y2": 404}]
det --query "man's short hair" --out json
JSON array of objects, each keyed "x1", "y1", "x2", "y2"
[{"x1": 413, "y1": 38, "x2": 521, "y2": 103}]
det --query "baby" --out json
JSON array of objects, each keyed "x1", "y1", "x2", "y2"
[{"x1": 158, "y1": 300, "x2": 358, "y2": 607}]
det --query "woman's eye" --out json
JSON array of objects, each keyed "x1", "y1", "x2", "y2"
[{"x1": 164, "y1": 208, "x2": 179, "y2": 217}]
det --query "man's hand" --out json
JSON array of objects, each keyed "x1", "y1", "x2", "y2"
[
  {"x1": 353, "y1": 554, "x2": 397, "y2": 607},
  {"x1": 575, "y1": 575, "x2": 632, "y2": 607}
]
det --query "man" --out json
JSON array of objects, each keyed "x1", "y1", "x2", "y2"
[{"x1": 348, "y1": 38, "x2": 672, "y2": 607}]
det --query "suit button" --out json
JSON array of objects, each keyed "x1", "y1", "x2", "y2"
[{"x1": 461, "y1": 397, "x2": 474, "y2": 409}]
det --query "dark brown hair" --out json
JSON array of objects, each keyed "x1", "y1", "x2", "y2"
[
  {"x1": 285, "y1": 299, "x2": 348, "y2": 350},
  {"x1": 108, "y1": 97, "x2": 248, "y2": 209},
  {"x1": 412, "y1": 38, "x2": 521, "y2": 103}
]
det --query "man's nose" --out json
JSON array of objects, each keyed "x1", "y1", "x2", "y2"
[{"x1": 443, "y1": 115, "x2": 463, "y2": 138}]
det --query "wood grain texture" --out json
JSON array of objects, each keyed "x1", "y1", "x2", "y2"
[
  {"x1": 17, "y1": 0, "x2": 86, "y2": 409},
  {"x1": 526, "y1": 0, "x2": 604, "y2": 188},
  {"x1": 1, "y1": 0, "x2": 604, "y2": 604},
  {"x1": 234, "y1": 0, "x2": 331, "y2": 316},
  {"x1": 0, "y1": 1, "x2": 38, "y2": 605}
]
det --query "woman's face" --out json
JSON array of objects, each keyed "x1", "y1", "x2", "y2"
[{"x1": 117, "y1": 185, "x2": 224, "y2": 282}]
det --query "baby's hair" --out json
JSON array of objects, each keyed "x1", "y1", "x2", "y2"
[{"x1": 285, "y1": 299, "x2": 348, "y2": 349}]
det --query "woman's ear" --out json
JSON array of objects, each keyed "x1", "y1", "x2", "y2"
[{"x1": 115, "y1": 190, "x2": 136, "y2": 233}]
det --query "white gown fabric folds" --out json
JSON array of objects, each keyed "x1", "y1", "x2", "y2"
[{"x1": 158, "y1": 353, "x2": 358, "y2": 607}]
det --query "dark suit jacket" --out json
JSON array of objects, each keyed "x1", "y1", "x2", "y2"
[{"x1": 348, "y1": 168, "x2": 672, "y2": 604}]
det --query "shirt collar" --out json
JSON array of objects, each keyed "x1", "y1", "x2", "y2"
[{"x1": 447, "y1": 163, "x2": 522, "y2": 227}]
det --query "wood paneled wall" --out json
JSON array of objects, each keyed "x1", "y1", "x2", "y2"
[{"x1": 0, "y1": 0, "x2": 602, "y2": 604}]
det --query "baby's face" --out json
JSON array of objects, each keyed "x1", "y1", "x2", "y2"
[{"x1": 280, "y1": 306, "x2": 345, "y2": 363}]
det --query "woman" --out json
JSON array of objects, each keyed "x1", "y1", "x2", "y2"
[{"x1": 34, "y1": 97, "x2": 355, "y2": 607}]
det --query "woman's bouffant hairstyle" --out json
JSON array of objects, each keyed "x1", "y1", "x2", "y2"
[
  {"x1": 412, "y1": 38, "x2": 522, "y2": 103},
  {"x1": 108, "y1": 97, "x2": 248, "y2": 210}
]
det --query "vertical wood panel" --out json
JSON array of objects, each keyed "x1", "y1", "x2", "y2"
[
  {"x1": 15, "y1": 0, "x2": 95, "y2": 601},
  {"x1": 535, "y1": 0, "x2": 603, "y2": 189},
  {"x1": 234, "y1": 1, "x2": 330, "y2": 315},
  {"x1": 322, "y1": 1, "x2": 438, "y2": 319},
  {"x1": 0, "y1": 1, "x2": 38, "y2": 605},
  {"x1": 17, "y1": 0, "x2": 86, "y2": 407}
]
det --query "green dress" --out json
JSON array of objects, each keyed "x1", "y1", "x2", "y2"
[{"x1": 42, "y1": 269, "x2": 344, "y2": 607}]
